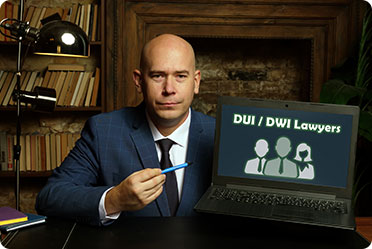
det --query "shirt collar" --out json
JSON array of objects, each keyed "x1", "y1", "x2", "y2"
[{"x1": 147, "y1": 109, "x2": 191, "y2": 148}]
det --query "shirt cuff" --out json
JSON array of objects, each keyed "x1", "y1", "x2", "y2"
[{"x1": 99, "y1": 187, "x2": 121, "y2": 225}]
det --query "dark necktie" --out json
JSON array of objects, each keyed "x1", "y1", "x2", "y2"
[
  {"x1": 157, "y1": 139, "x2": 179, "y2": 216},
  {"x1": 279, "y1": 158, "x2": 284, "y2": 174},
  {"x1": 257, "y1": 158, "x2": 263, "y2": 173}
]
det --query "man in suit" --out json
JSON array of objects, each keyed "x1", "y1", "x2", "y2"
[{"x1": 36, "y1": 34, "x2": 215, "y2": 226}]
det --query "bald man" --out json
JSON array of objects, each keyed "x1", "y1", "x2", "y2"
[{"x1": 36, "y1": 34, "x2": 215, "y2": 226}]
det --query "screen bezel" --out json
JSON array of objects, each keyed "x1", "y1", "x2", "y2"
[{"x1": 212, "y1": 96, "x2": 360, "y2": 199}]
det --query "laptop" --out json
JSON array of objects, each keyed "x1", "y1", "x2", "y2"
[{"x1": 194, "y1": 96, "x2": 359, "y2": 230}]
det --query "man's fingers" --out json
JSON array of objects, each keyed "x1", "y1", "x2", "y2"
[
  {"x1": 130, "y1": 168, "x2": 162, "y2": 182},
  {"x1": 142, "y1": 177, "x2": 165, "y2": 199}
]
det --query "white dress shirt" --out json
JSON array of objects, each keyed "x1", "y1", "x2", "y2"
[{"x1": 98, "y1": 109, "x2": 191, "y2": 224}]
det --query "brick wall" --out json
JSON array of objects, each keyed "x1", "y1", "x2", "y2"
[{"x1": 190, "y1": 38, "x2": 311, "y2": 116}]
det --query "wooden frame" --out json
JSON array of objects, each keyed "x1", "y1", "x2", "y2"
[{"x1": 105, "y1": 0, "x2": 362, "y2": 110}]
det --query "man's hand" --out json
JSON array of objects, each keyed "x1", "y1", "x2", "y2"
[{"x1": 104, "y1": 168, "x2": 165, "y2": 215}]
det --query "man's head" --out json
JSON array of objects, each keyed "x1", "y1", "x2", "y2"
[
  {"x1": 254, "y1": 139, "x2": 269, "y2": 158},
  {"x1": 275, "y1": 137, "x2": 292, "y2": 158},
  {"x1": 133, "y1": 34, "x2": 201, "y2": 135}
]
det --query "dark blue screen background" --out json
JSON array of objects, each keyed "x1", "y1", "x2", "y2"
[{"x1": 217, "y1": 105, "x2": 354, "y2": 188}]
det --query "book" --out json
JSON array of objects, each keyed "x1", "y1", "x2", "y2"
[
  {"x1": 0, "y1": 72, "x2": 14, "y2": 106},
  {"x1": 0, "y1": 71, "x2": 8, "y2": 92},
  {"x1": 12, "y1": 3, "x2": 19, "y2": 22},
  {"x1": 78, "y1": 72, "x2": 93, "y2": 106},
  {"x1": 24, "y1": 6, "x2": 35, "y2": 23},
  {"x1": 78, "y1": 3, "x2": 85, "y2": 30},
  {"x1": 21, "y1": 71, "x2": 31, "y2": 91},
  {"x1": 84, "y1": 4, "x2": 91, "y2": 37},
  {"x1": 91, "y1": 4, "x2": 98, "y2": 41},
  {"x1": 67, "y1": 133, "x2": 73, "y2": 152},
  {"x1": 70, "y1": 3, "x2": 80, "y2": 24},
  {"x1": 70, "y1": 72, "x2": 84, "y2": 106},
  {"x1": 29, "y1": 7, "x2": 42, "y2": 28},
  {"x1": 50, "y1": 133, "x2": 56, "y2": 170},
  {"x1": 47, "y1": 64, "x2": 86, "y2": 72},
  {"x1": 0, "y1": 207, "x2": 28, "y2": 226},
  {"x1": 61, "y1": 7, "x2": 70, "y2": 21},
  {"x1": 88, "y1": 4, "x2": 95, "y2": 41},
  {"x1": 41, "y1": 70, "x2": 52, "y2": 88},
  {"x1": 25, "y1": 135, "x2": 31, "y2": 171},
  {"x1": 24, "y1": 71, "x2": 38, "y2": 92},
  {"x1": 30, "y1": 135, "x2": 36, "y2": 171},
  {"x1": 45, "y1": 134, "x2": 51, "y2": 171},
  {"x1": 57, "y1": 71, "x2": 74, "y2": 106},
  {"x1": 2, "y1": 72, "x2": 17, "y2": 106},
  {"x1": 36, "y1": 7, "x2": 47, "y2": 29},
  {"x1": 47, "y1": 71, "x2": 59, "y2": 89},
  {"x1": 64, "y1": 72, "x2": 80, "y2": 106},
  {"x1": 43, "y1": 7, "x2": 55, "y2": 21},
  {"x1": 4, "y1": 2, "x2": 13, "y2": 41},
  {"x1": 6, "y1": 134, "x2": 13, "y2": 171},
  {"x1": 35, "y1": 135, "x2": 40, "y2": 171},
  {"x1": 0, "y1": 213, "x2": 46, "y2": 232},
  {"x1": 84, "y1": 76, "x2": 95, "y2": 107},
  {"x1": 54, "y1": 71, "x2": 67, "y2": 101},
  {"x1": 19, "y1": 134, "x2": 26, "y2": 172},
  {"x1": 0, "y1": 4, "x2": 6, "y2": 41},
  {"x1": 0, "y1": 131, "x2": 7, "y2": 171},
  {"x1": 56, "y1": 133, "x2": 61, "y2": 167},
  {"x1": 74, "y1": 71, "x2": 91, "y2": 107},
  {"x1": 74, "y1": 4, "x2": 82, "y2": 26},
  {"x1": 60, "y1": 133, "x2": 67, "y2": 162}
]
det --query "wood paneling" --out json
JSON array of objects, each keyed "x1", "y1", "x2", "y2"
[{"x1": 105, "y1": 0, "x2": 363, "y2": 110}]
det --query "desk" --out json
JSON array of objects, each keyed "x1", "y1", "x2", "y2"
[
  {"x1": 2, "y1": 216, "x2": 371, "y2": 249},
  {"x1": 356, "y1": 217, "x2": 372, "y2": 242}
]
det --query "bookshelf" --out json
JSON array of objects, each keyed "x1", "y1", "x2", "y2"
[{"x1": 0, "y1": 0, "x2": 106, "y2": 211}]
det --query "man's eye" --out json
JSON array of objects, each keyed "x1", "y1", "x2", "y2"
[
  {"x1": 177, "y1": 74, "x2": 187, "y2": 80},
  {"x1": 151, "y1": 74, "x2": 163, "y2": 80}
]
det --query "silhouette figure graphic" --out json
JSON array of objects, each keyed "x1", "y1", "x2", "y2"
[
  {"x1": 263, "y1": 137, "x2": 299, "y2": 178},
  {"x1": 294, "y1": 143, "x2": 315, "y2": 180},
  {"x1": 244, "y1": 139, "x2": 269, "y2": 175}
]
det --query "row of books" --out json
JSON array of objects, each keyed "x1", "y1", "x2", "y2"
[
  {"x1": 0, "y1": 2, "x2": 100, "y2": 42},
  {"x1": 0, "y1": 131, "x2": 81, "y2": 172},
  {"x1": 0, "y1": 66, "x2": 100, "y2": 107}
]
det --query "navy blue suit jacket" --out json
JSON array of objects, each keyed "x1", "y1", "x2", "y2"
[{"x1": 36, "y1": 104, "x2": 215, "y2": 225}]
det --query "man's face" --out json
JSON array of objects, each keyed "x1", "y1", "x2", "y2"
[{"x1": 134, "y1": 36, "x2": 200, "y2": 131}]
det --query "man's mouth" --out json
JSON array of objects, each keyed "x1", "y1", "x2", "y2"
[{"x1": 159, "y1": 102, "x2": 178, "y2": 107}]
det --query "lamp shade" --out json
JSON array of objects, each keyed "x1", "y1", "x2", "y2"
[{"x1": 34, "y1": 20, "x2": 89, "y2": 58}]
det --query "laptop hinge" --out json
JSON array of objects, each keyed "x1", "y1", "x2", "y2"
[{"x1": 226, "y1": 184, "x2": 336, "y2": 200}]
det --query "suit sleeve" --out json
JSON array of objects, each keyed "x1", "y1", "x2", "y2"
[{"x1": 36, "y1": 117, "x2": 110, "y2": 226}]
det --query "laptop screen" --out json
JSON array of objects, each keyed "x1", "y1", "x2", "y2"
[{"x1": 214, "y1": 97, "x2": 359, "y2": 195}]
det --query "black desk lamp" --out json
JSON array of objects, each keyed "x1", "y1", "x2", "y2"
[{"x1": 0, "y1": 0, "x2": 89, "y2": 211}]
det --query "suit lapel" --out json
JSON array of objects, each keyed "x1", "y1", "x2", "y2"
[
  {"x1": 177, "y1": 110, "x2": 204, "y2": 214},
  {"x1": 129, "y1": 105, "x2": 170, "y2": 216}
]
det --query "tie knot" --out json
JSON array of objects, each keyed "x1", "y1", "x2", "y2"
[{"x1": 158, "y1": 138, "x2": 174, "y2": 154}]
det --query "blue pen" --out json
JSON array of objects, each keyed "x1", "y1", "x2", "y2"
[{"x1": 161, "y1": 162, "x2": 193, "y2": 174}]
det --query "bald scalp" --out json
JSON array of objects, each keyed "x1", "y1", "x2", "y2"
[{"x1": 139, "y1": 34, "x2": 196, "y2": 73}]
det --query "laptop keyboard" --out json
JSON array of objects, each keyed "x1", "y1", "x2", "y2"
[{"x1": 209, "y1": 187, "x2": 347, "y2": 214}]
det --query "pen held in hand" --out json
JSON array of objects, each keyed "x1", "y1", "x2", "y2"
[{"x1": 161, "y1": 162, "x2": 193, "y2": 174}]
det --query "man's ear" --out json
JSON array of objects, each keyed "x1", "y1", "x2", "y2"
[
  {"x1": 193, "y1": 70, "x2": 201, "y2": 94},
  {"x1": 133, "y1": 69, "x2": 143, "y2": 94}
]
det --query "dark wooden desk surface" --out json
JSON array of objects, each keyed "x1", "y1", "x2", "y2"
[
  {"x1": 356, "y1": 217, "x2": 372, "y2": 242},
  {"x1": 2, "y1": 216, "x2": 371, "y2": 249}
]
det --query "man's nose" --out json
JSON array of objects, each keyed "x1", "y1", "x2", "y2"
[{"x1": 162, "y1": 76, "x2": 176, "y2": 95}]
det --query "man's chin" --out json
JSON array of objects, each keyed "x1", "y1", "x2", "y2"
[{"x1": 155, "y1": 109, "x2": 188, "y2": 124}]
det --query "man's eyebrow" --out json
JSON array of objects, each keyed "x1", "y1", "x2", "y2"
[
  {"x1": 148, "y1": 70, "x2": 190, "y2": 74},
  {"x1": 175, "y1": 70, "x2": 189, "y2": 74},
  {"x1": 149, "y1": 70, "x2": 165, "y2": 74}
]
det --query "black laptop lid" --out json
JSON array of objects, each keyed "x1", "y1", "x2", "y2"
[{"x1": 212, "y1": 96, "x2": 360, "y2": 199}]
